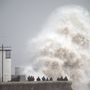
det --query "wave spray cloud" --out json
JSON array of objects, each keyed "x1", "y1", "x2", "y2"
[{"x1": 27, "y1": 5, "x2": 90, "y2": 90}]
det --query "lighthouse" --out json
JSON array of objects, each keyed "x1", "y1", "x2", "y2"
[{"x1": 0, "y1": 45, "x2": 11, "y2": 82}]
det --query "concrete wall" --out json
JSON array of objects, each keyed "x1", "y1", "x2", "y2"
[{"x1": 0, "y1": 81, "x2": 73, "y2": 90}]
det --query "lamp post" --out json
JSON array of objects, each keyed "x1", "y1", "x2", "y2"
[{"x1": 2, "y1": 44, "x2": 4, "y2": 82}]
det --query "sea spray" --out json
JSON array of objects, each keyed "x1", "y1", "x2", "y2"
[{"x1": 27, "y1": 5, "x2": 90, "y2": 90}]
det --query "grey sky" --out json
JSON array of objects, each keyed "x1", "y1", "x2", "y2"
[{"x1": 0, "y1": 0, "x2": 90, "y2": 73}]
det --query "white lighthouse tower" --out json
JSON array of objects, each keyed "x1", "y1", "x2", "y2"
[{"x1": 0, "y1": 45, "x2": 11, "y2": 82}]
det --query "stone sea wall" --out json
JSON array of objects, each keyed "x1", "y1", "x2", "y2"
[{"x1": 0, "y1": 81, "x2": 73, "y2": 90}]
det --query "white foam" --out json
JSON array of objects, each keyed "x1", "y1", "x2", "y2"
[{"x1": 27, "y1": 5, "x2": 90, "y2": 90}]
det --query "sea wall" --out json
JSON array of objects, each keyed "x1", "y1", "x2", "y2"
[{"x1": 0, "y1": 81, "x2": 73, "y2": 90}]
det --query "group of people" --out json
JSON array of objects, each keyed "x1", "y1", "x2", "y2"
[
  {"x1": 36, "y1": 76, "x2": 53, "y2": 81},
  {"x1": 57, "y1": 76, "x2": 68, "y2": 81},
  {"x1": 27, "y1": 76, "x2": 68, "y2": 81},
  {"x1": 27, "y1": 76, "x2": 35, "y2": 81}
]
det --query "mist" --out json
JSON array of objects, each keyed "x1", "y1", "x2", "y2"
[{"x1": 26, "y1": 5, "x2": 90, "y2": 90}]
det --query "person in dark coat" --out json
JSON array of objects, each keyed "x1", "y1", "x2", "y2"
[
  {"x1": 37, "y1": 77, "x2": 41, "y2": 81},
  {"x1": 50, "y1": 77, "x2": 53, "y2": 81},
  {"x1": 31, "y1": 76, "x2": 35, "y2": 81},
  {"x1": 64, "y1": 76, "x2": 68, "y2": 81},
  {"x1": 46, "y1": 77, "x2": 49, "y2": 81},
  {"x1": 60, "y1": 76, "x2": 63, "y2": 81},
  {"x1": 57, "y1": 77, "x2": 60, "y2": 81},
  {"x1": 42, "y1": 76, "x2": 45, "y2": 81},
  {"x1": 28, "y1": 76, "x2": 31, "y2": 81}
]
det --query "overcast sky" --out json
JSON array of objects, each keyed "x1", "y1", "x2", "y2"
[{"x1": 0, "y1": 0, "x2": 90, "y2": 73}]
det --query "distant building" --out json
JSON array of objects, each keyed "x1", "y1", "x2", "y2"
[
  {"x1": 0, "y1": 45, "x2": 11, "y2": 82},
  {"x1": 11, "y1": 75, "x2": 26, "y2": 81},
  {"x1": 13, "y1": 67, "x2": 26, "y2": 81},
  {"x1": 15, "y1": 67, "x2": 25, "y2": 76}
]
